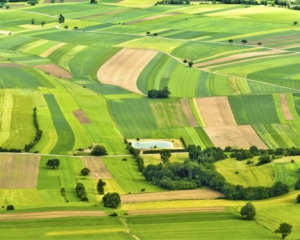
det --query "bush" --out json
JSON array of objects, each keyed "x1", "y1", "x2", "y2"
[
  {"x1": 297, "y1": 194, "x2": 300, "y2": 203},
  {"x1": 81, "y1": 167, "x2": 90, "y2": 176},
  {"x1": 6, "y1": 205, "x2": 14, "y2": 210},
  {"x1": 109, "y1": 212, "x2": 118, "y2": 217},
  {"x1": 91, "y1": 145, "x2": 108, "y2": 156},
  {"x1": 102, "y1": 192, "x2": 121, "y2": 208}
]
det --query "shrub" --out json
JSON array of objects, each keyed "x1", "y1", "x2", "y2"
[
  {"x1": 109, "y1": 212, "x2": 118, "y2": 217},
  {"x1": 102, "y1": 192, "x2": 121, "y2": 208},
  {"x1": 91, "y1": 145, "x2": 108, "y2": 156},
  {"x1": 81, "y1": 167, "x2": 90, "y2": 176},
  {"x1": 297, "y1": 194, "x2": 300, "y2": 204},
  {"x1": 6, "y1": 205, "x2": 14, "y2": 210}
]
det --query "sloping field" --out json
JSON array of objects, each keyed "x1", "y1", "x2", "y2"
[
  {"x1": 72, "y1": 109, "x2": 91, "y2": 124},
  {"x1": 40, "y1": 43, "x2": 66, "y2": 58},
  {"x1": 127, "y1": 207, "x2": 225, "y2": 215},
  {"x1": 97, "y1": 48, "x2": 158, "y2": 94},
  {"x1": 34, "y1": 64, "x2": 72, "y2": 78},
  {"x1": 280, "y1": 93, "x2": 293, "y2": 120},
  {"x1": 196, "y1": 97, "x2": 237, "y2": 127},
  {"x1": 205, "y1": 125, "x2": 268, "y2": 149},
  {"x1": 121, "y1": 189, "x2": 224, "y2": 203},
  {"x1": 0, "y1": 154, "x2": 40, "y2": 189}
]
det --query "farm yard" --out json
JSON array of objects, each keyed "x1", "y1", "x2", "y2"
[{"x1": 1, "y1": 0, "x2": 300, "y2": 239}]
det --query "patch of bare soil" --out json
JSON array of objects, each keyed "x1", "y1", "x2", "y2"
[
  {"x1": 126, "y1": 14, "x2": 178, "y2": 25},
  {"x1": 97, "y1": 48, "x2": 158, "y2": 94},
  {"x1": 82, "y1": 157, "x2": 112, "y2": 179},
  {"x1": 195, "y1": 49, "x2": 286, "y2": 68},
  {"x1": 127, "y1": 207, "x2": 225, "y2": 215},
  {"x1": 0, "y1": 30, "x2": 11, "y2": 35},
  {"x1": 35, "y1": 64, "x2": 72, "y2": 78},
  {"x1": 280, "y1": 93, "x2": 293, "y2": 120},
  {"x1": 121, "y1": 189, "x2": 224, "y2": 204},
  {"x1": 73, "y1": 109, "x2": 91, "y2": 124},
  {"x1": 0, "y1": 63, "x2": 22, "y2": 67},
  {"x1": 204, "y1": 125, "x2": 268, "y2": 149},
  {"x1": 279, "y1": 43, "x2": 300, "y2": 49},
  {"x1": 40, "y1": 42, "x2": 65, "y2": 58},
  {"x1": 0, "y1": 154, "x2": 40, "y2": 189},
  {"x1": 196, "y1": 97, "x2": 237, "y2": 127},
  {"x1": 180, "y1": 98, "x2": 198, "y2": 127},
  {"x1": 0, "y1": 211, "x2": 106, "y2": 220}
]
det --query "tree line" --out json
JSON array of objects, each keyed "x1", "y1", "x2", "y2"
[
  {"x1": 148, "y1": 86, "x2": 171, "y2": 99},
  {"x1": 25, "y1": 108, "x2": 43, "y2": 152}
]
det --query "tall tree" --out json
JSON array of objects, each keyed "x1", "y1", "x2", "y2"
[
  {"x1": 91, "y1": 145, "x2": 108, "y2": 156},
  {"x1": 46, "y1": 159, "x2": 60, "y2": 169},
  {"x1": 97, "y1": 179, "x2": 106, "y2": 194},
  {"x1": 240, "y1": 202, "x2": 256, "y2": 220},
  {"x1": 241, "y1": 39, "x2": 248, "y2": 45},
  {"x1": 228, "y1": 39, "x2": 233, "y2": 44},
  {"x1": 58, "y1": 14, "x2": 65, "y2": 23},
  {"x1": 275, "y1": 223, "x2": 292, "y2": 239}
]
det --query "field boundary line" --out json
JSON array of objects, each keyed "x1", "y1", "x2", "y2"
[{"x1": 120, "y1": 217, "x2": 140, "y2": 240}]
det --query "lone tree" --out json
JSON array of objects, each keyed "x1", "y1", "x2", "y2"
[
  {"x1": 6, "y1": 205, "x2": 14, "y2": 210},
  {"x1": 102, "y1": 192, "x2": 121, "y2": 208},
  {"x1": 296, "y1": 194, "x2": 300, "y2": 203},
  {"x1": 240, "y1": 202, "x2": 256, "y2": 220},
  {"x1": 91, "y1": 145, "x2": 108, "y2": 156},
  {"x1": 46, "y1": 159, "x2": 60, "y2": 169},
  {"x1": 293, "y1": 21, "x2": 298, "y2": 26},
  {"x1": 188, "y1": 61, "x2": 193, "y2": 67},
  {"x1": 31, "y1": 18, "x2": 35, "y2": 25},
  {"x1": 241, "y1": 39, "x2": 248, "y2": 45},
  {"x1": 228, "y1": 39, "x2": 233, "y2": 44},
  {"x1": 257, "y1": 42, "x2": 262, "y2": 46},
  {"x1": 64, "y1": 25, "x2": 68, "y2": 29},
  {"x1": 41, "y1": 21, "x2": 45, "y2": 27},
  {"x1": 275, "y1": 223, "x2": 292, "y2": 239},
  {"x1": 160, "y1": 149, "x2": 171, "y2": 164},
  {"x1": 81, "y1": 167, "x2": 90, "y2": 176},
  {"x1": 97, "y1": 179, "x2": 106, "y2": 194},
  {"x1": 58, "y1": 14, "x2": 65, "y2": 23},
  {"x1": 294, "y1": 178, "x2": 300, "y2": 190}
]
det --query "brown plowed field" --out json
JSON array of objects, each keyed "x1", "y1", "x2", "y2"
[
  {"x1": 280, "y1": 93, "x2": 293, "y2": 120},
  {"x1": 127, "y1": 206, "x2": 225, "y2": 215},
  {"x1": 0, "y1": 63, "x2": 22, "y2": 67},
  {"x1": 204, "y1": 125, "x2": 268, "y2": 149},
  {"x1": 97, "y1": 48, "x2": 158, "y2": 94},
  {"x1": 35, "y1": 64, "x2": 72, "y2": 78},
  {"x1": 0, "y1": 211, "x2": 106, "y2": 221},
  {"x1": 180, "y1": 98, "x2": 198, "y2": 127},
  {"x1": 82, "y1": 157, "x2": 112, "y2": 179},
  {"x1": 0, "y1": 154, "x2": 40, "y2": 189},
  {"x1": 40, "y1": 43, "x2": 65, "y2": 57},
  {"x1": 73, "y1": 109, "x2": 91, "y2": 124},
  {"x1": 121, "y1": 189, "x2": 224, "y2": 204},
  {"x1": 196, "y1": 97, "x2": 237, "y2": 127}
]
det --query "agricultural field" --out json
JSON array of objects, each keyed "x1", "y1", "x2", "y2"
[{"x1": 2, "y1": 0, "x2": 300, "y2": 239}]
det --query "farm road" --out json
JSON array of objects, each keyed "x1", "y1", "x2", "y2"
[{"x1": 0, "y1": 211, "x2": 106, "y2": 220}]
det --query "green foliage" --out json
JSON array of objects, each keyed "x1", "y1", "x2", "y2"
[
  {"x1": 296, "y1": 194, "x2": 300, "y2": 203},
  {"x1": 257, "y1": 155, "x2": 272, "y2": 165},
  {"x1": 58, "y1": 14, "x2": 64, "y2": 23},
  {"x1": 275, "y1": 222, "x2": 293, "y2": 239},
  {"x1": 6, "y1": 205, "x2": 14, "y2": 210},
  {"x1": 91, "y1": 145, "x2": 108, "y2": 156},
  {"x1": 46, "y1": 159, "x2": 60, "y2": 169},
  {"x1": 148, "y1": 86, "x2": 171, "y2": 98},
  {"x1": 97, "y1": 179, "x2": 106, "y2": 195},
  {"x1": 294, "y1": 178, "x2": 300, "y2": 190},
  {"x1": 75, "y1": 183, "x2": 88, "y2": 201},
  {"x1": 102, "y1": 192, "x2": 121, "y2": 208},
  {"x1": 240, "y1": 202, "x2": 256, "y2": 220},
  {"x1": 81, "y1": 167, "x2": 90, "y2": 176}
]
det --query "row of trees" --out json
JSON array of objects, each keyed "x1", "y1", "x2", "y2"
[
  {"x1": 24, "y1": 108, "x2": 43, "y2": 152},
  {"x1": 75, "y1": 183, "x2": 88, "y2": 201},
  {"x1": 148, "y1": 86, "x2": 171, "y2": 98},
  {"x1": 157, "y1": 0, "x2": 190, "y2": 4}
]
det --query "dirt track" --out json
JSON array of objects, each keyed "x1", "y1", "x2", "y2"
[
  {"x1": 121, "y1": 189, "x2": 224, "y2": 204},
  {"x1": 0, "y1": 211, "x2": 106, "y2": 221},
  {"x1": 127, "y1": 206, "x2": 225, "y2": 215},
  {"x1": 0, "y1": 63, "x2": 22, "y2": 67},
  {"x1": 181, "y1": 98, "x2": 198, "y2": 127},
  {"x1": 40, "y1": 42, "x2": 65, "y2": 57},
  {"x1": 280, "y1": 93, "x2": 293, "y2": 120}
]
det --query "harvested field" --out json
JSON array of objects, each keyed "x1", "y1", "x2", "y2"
[
  {"x1": 180, "y1": 98, "x2": 198, "y2": 127},
  {"x1": 0, "y1": 63, "x2": 22, "y2": 68},
  {"x1": 35, "y1": 64, "x2": 72, "y2": 78},
  {"x1": 73, "y1": 109, "x2": 91, "y2": 124},
  {"x1": 82, "y1": 157, "x2": 112, "y2": 179},
  {"x1": 247, "y1": 33, "x2": 300, "y2": 46},
  {"x1": 76, "y1": 9, "x2": 128, "y2": 20},
  {"x1": 121, "y1": 189, "x2": 224, "y2": 204},
  {"x1": 126, "y1": 14, "x2": 178, "y2": 25},
  {"x1": 195, "y1": 49, "x2": 287, "y2": 68},
  {"x1": 40, "y1": 43, "x2": 66, "y2": 58},
  {"x1": 204, "y1": 125, "x2": 268, "y2": 149},
  {"x1": 196, "y1": 97, "x2": 236, "y2": 127},
  {"x1": 0, "y1": 154, "x2": 40, "y2": 189},
  {"x1": 280, "y1": 93, "x2": 293, "y2": 120},
  {"x1": 97, "y1": 48, "x2": 158, "y2": 94},
  {"x1": 0, "y1": 211, "x2": 106, "y2": 221},
  {"x1": 127, "y1": 207, "x2": 225, "y2": 215},
  {"x1": 280, "y1": 43, "x2": 300, "y2": 49},
  {"x1": 0, "y1": 30, "x2": 11, "y2": 35}
]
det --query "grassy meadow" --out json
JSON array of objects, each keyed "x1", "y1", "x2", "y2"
[{"x1": 2, "y1": 0, "x2": 300, "y2": 239}]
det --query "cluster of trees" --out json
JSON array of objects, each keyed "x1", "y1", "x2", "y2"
[
  {"x1": 25, "y1": 108, "x2": 43, "y2": 152},
  {"x1": 148, "y1": 86, "x2": 171, "y2": 99},
  {"x1": 157, "y1": 0, "x2": 190, "y2": 4},
  {"x1": 142, "y1": 145, "x2": 289, "y2": 200},
  {"x1": 81, "y1": 168, "x2": 90, "y2": 176},
  {"x1": 91, "y1": 145, "x2": 108, "y2": 156},
  {"x1": 102, "y1": 192, "x2": 121, "y2": 208},
  {"x1": 240, "y1": 202, "x2": 256, "y2": 220},
  {"x1": 0, "y1": 147, "x2": 21, "y2": 153},
  {"x1": 97, "y1": 179, "x2": 106, "y2": 194},
  {"x1": 46, "y1": 159, "x2": 60, "y2": 169},
  {"x1": 75, "y1": 183, "x2": 88, "y2": 201},
  {"x1": 28, "y1": 0, "x2": 38, "y2": 5}
]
